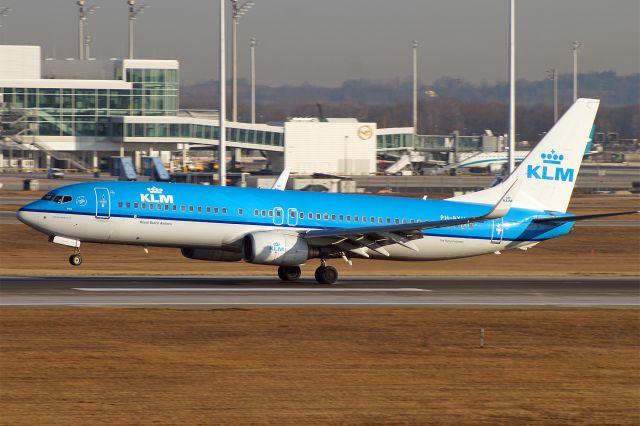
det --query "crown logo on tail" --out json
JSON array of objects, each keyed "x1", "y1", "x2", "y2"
[{"x1": 541, "y1": 149, "x2": 564, "y2": 165}]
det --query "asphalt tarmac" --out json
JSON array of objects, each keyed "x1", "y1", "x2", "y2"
[{"x1": 1, "y1": 276, "x2": 638, "y2": 307}]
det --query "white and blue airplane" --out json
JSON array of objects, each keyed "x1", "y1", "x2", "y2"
[{"x1": 17, "y1": 99, "x2": 638, "y2": 284}]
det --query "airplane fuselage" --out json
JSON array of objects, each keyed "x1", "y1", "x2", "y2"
[{"x1": 18, "y1": 181, "x2": 572, "y2": 262}]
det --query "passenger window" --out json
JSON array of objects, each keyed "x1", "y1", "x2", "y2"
[
  {"x1": 172, "y1": 205, "x2": 177, "y2": 211},
  {"x1": 222, "y1": 208, "x2": 227, "y2": 214},
  {"x1": 189, "y1": 206, "x2": 194, "y2": 212},
  {"x1": 308, "y1": 212, "x2": 313, "y2": 219},
  {"x1": 181, "y1": 205, "x2": 186, "y2": 212},
  {"x1": 150, "y1": 204, "x2": 155, "y2": 210},
  {"x1": 254, "y1": 209, "x2": 259, "y2": 216},
  {"x1": 157, "y1": 204, "x2": 162, "y2": 210},
  {"x1": 323, "y1": 213, "x2": 328, "y2": 220},
  {"x1": 269, "y1": 210, "x2": 273, "y2": 217},
  {"x1": 262, "y1": 210, "x2": 267, "y2": 217},
  {"x1": 386, "y1": 218, "x2": 391, "y2": 224},
  {"x1": 141, "y1": 203, "x2": 146, "y2": 209},
  {"x1": 378, "y1": 218, "x2": 382, "y2": 223},
  {"x1": 339, "y1": 215, "x2": 344, "y2": 221},
  {"x1": 331, "y1": 214, "x2": 336, "y2": 220},
  {"x1": 118, "y1": 202, "x2": 123, "y2": 208},
  {"x1": 299, "y1": 212, "x2": 304, "y2": 219},
  {"x1": 207, "y1": 207, "x2": 212, "y2": 213},
  {"x1": 134, "y1": 202, "x2": 139, "y2": 209},
  {"x1": 238, "y1": 208, "x2": 243, "y2": 215},
  {"x1": 346, "y1": 215, "x2": 351, "y2": 221},
  {"x1": 316, "y1": 213, "x2": 321, "y2": 220},
  {"x1": 410, "y1": 219, "x2": 415, "y2": 224},
  {"x1": 198, "y1": 206, "x2": 202, "y2": 212},
  {"x1": 165, "y1": 205, "x2": 169, "y2": 211},
  {"x1": 402, "y1": 219, "x2": 407, "y2": 224},
  {"x1": 354, "y1": 216, "x2": 359, "y2": 222},
  {"x1": 214, "y1": 207, "x2": 219, "y2": 214},
  {"x1": 395, "y1": 219, "x2": 400, "y2": 224},
  {"x1": 126, "y1": 202, "x2": 131, "y2": 208},
  {"x1": 361, "y1": 216, "x2": 366, "y2": 222}
]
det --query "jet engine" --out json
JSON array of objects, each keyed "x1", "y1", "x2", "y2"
[
  {"x1": 242, "y1": 231, "x2": 318, "y2": 266},
  {"x1": 180, "y1": 248, "x2": 242, "y2": 262}
]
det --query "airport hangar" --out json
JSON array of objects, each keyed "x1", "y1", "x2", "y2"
[{"x1": 1, "y1": 45, "x2": 424, "y2": 177}]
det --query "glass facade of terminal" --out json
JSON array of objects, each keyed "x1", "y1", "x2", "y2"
[
  {"x1": 124, "y1": 123, "x2": 284, "y2": 147},
  {"x1": 0, "y1": 67, "x2": 178, "y2": 138},
  {"x1": 377, "y1": 134, "x2": 414, "y2": 150}
]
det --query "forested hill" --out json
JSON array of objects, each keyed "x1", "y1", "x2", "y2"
[{"x1": 182, "y1": 71, "x2": 638, "y2": 109}]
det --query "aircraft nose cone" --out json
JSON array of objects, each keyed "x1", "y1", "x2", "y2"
[{"x1": 16, "y1": 204, "x2": 37, "y2": 227}]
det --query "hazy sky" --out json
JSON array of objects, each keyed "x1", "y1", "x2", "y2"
[{"x1": 1, "y1": 0, "x2": 639, "y2": 86}]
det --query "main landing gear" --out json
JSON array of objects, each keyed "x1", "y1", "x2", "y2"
[
  {"x1": 276, "y1": 260, "x2": 339, "y2": 285},
  {"x1": 277, "y1": 265, "x2": 301, "y2": 281}
]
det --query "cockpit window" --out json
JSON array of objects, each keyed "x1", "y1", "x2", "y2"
[{"x1": 46, "y1": 195, "x2": 73, "y2": 204}]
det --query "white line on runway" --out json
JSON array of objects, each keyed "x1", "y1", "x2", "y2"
[
  {"x1": 2, "y1": 302, "x2": 638, "y2": 306},
  {"x1": 72, "y1": 287, "x2": 431, "y2": 292}
]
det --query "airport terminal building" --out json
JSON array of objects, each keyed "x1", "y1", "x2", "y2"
[{"x1": 1, "y1": 45, "x2": 414, "y2": 176}]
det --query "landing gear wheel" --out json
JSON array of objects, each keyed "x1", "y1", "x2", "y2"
[
  {"x1": 69, "y1": 254, "x2": 82, "y2": 266},
  {"x1": 315, "y1": 266, "x2": 338, "y2": 285},
  {"x1": 278, "y1": 266, "x2": 301, "y2": 282}
]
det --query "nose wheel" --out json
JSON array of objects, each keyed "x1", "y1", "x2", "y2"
[{"x1": 69, "y1": 253, "x2": 83, "y2": 266}]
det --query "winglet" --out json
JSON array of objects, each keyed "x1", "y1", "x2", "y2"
[
  {"x1": 271, "y1": 168, "x2": 291, "y2": 191},
  {"x1": 482, "y1": 179, "x2": 521, "y2": 220}
]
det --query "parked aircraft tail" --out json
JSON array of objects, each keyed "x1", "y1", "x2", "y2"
[{"x1": 449, "y1": 98, "x2": 600, "y2": 213}]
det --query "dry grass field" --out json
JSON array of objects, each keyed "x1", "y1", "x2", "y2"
[{"x1": 1, "y1": 308, "x2": 639, "y2": 425}]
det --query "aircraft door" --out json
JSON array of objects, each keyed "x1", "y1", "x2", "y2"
[
  {"x1": 287, "y1": 208, "x2": 298, "y2": 226},
  {"x1": 273, "y1": 207, "x2": 284, "y2": 225},
  {"x1": 491, "y1": 218, "x2": 503, "y2": 244},
  {"x1": 94, "y1": 187, "x2": 111, "y2": 219}
]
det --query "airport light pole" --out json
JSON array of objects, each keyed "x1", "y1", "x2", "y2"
[
  {"x1": 250, "y1": 37, "x2": 257, "y2": 124},
  {"x1": 572, "y1": 41, "x2": 582, "y2": 102},
  {"x1": 77, "y1": 1, "x2": 99, "y2": 60},
  {"x1": 84, "y1": 35, "x2": 93, "y2": 60},
  {"x1": 230, "y1": 0, "x2": 255, "y2": 123},
  {"x1": 219, "y1": 0, "x2": 227, "y2": 186},
  {"x1": 127, "y1": 0, "x2": 150, "y2": 60},
  {"x1": 412, "y1": 40, "x2": 419, "y2": 136},
  {"x1": 507, "y1": 0, "x2": 516, "y2": 175},
  {"x1": 546, "y1": 68, "x2": 558, "y2": 123},
  {"x1": 0, "y1": 7, "x2": 12, "y2": 44}
]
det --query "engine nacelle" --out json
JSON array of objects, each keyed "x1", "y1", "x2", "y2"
[
  {"x1": 180, "y1": 248, "x2": 242, "y2": 262},
  {"x1": 242, "y1": 231, "x2": 315, "y2": 266}
]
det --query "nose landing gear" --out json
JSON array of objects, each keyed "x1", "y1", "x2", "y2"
[{"x1": 68, "y1": 248, "x2": 82, "y2": 266}]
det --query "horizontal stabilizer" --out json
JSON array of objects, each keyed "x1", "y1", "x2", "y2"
[{"x1": 534, "y1": 210, "x2": 639, "y2": 223}]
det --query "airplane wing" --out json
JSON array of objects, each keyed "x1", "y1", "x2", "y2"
[
  {"x1": 302, "y1": 180, "x2": 521, "y2": 257},
  {"x1": 533, "y1": 210, "x2": 639, "y2": 223}
]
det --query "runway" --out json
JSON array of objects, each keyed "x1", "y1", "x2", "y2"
[{"x1": 1, "y1": 276, "x2": 638, "y2": 307}]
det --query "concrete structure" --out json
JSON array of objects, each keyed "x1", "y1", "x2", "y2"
[{"x1": 280, "y1": 118, "x2": 377, "y2": 175}]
